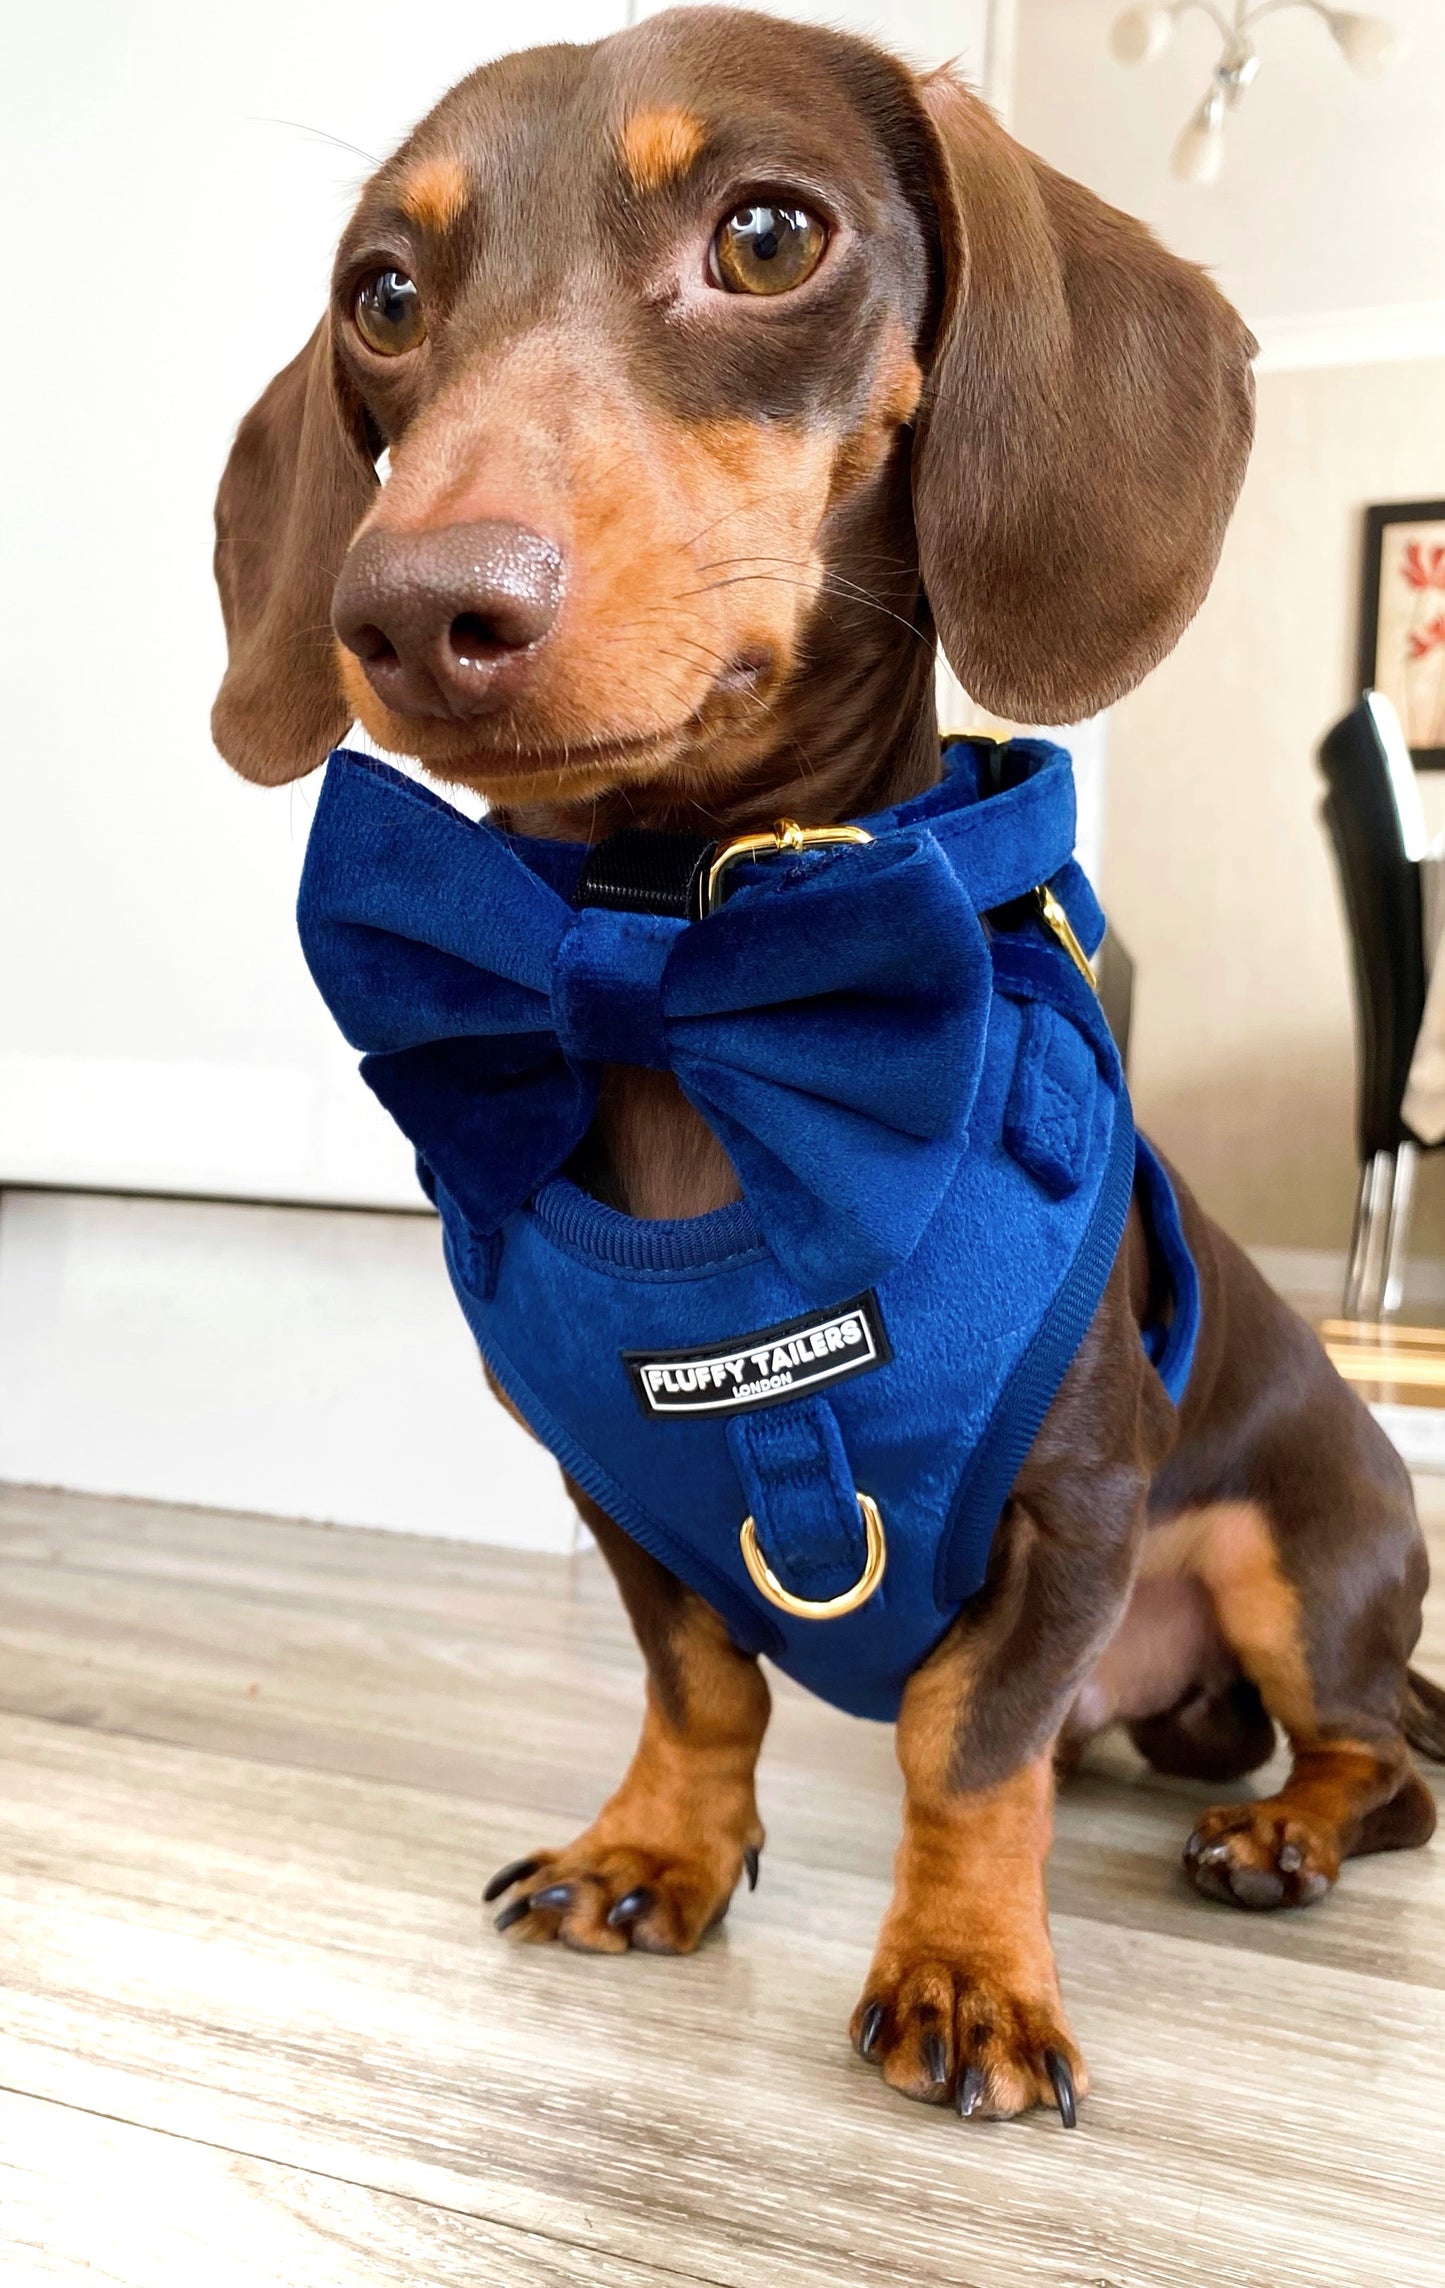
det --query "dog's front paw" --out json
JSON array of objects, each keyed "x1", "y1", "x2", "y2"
[
  {"x1": 850, "y1": 1952, "x2": 1087, "y2": 2126},
  {"x1": 1183, "y1": 1802, "x2": 1338, "y2": 1909},
  {"x1": 483, "y1": 1832, "x2": 761, "y2": 1955}
]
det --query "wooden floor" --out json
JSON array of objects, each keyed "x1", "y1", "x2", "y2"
[
  {"x1": 2, "y1": 1482, "x2": 1444, "y2": 2288},
  {"x1": 1322, "y1": 1317, "x2": 1445, "y2": 1406}
]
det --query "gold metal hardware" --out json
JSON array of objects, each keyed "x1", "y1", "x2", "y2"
[
  {"x1": 738, "y1": 1492, "x2": 887, "y2": 1620},
  {"x1": 704, "y1": 819, "x2": 874, "y2": 915},
  {"x1": 1034, "y1": 884, "x2": 1096, "y2": 989}
]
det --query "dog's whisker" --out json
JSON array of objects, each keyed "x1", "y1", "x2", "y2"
[
  {"x1": 680, "y1": 568, "x2": 929, "y2": 646},
  {"x1": 694, "y1": 553, "x2": 923, "y2": 618},
  {"x1": 672, "y1": 485, "x2": 807, "y2": 560},
  {"x1": 251, "y1": 116, "x2": 383, "y2": 167}
]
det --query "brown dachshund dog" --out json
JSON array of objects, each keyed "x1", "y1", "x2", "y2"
[{"x1": 211, "y1": 6, "x2": 1442, "y2": 2125}]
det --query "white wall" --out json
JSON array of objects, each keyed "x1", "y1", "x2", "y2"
[
  {"x1": 0, "y1": 1189, "x2": 578, "y2": 1546},
  {"x1": 1099, "y1": 356, "x2": 1445, "y2": 1256},
  {"x1": 4, "y1": 0, "x2": 617, "y2": 1212},
  {"x1": 637, "y1": 0, "x2": 1010, "y2": 100}
]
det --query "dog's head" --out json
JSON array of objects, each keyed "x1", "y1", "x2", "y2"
[{"x1": 212, "y1": 6, "x2": 1255, "y2": 808}]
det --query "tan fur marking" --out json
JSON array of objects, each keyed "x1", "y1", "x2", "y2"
[
  {"x1": 1139, "y1": 1508, "x2": 1429, "y2": 1896},
  {"x1": 1184, "y1": 1736, "x2": 1424, "y2": 1904},
  {"x1": 853, "y1": 1745, "x2": 1086, "y2": 2116},
  {"x1": 830, "y1": 329, "x2": 924, "y2": 500},
  {"x1": 401, "y1": 156, "x2": 469, "y2": 231},
  {"x1": 619, "y1": 107, "x2": 707, "y2": 192},
  {"x1": 889, "y1": 1756, "x2": 1058, "y2": 1986},
  {"x1": 342, "y1": 355, "x2": 841, "y2": 804},
  {"x1": 887, "y1": 357, "x2": 924, "y2": 426},
  {"x1": 1139, "y1": 1500, "x2": 1317, "y2": 1738},
  {"x1": 496, "y1": 1597, "x2": 769, "y2": 1954}
]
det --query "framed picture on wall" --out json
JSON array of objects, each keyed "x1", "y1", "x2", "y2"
[{"x1": 1360, "y1": 500, "x2": 1445, "y2": 767}]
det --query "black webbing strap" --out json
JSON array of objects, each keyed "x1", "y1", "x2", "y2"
[{"x1": 573, "y1": 827, "x2": 718, "y2": 922}]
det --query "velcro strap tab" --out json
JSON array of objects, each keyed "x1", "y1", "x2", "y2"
[
  {"x1": 726, "y1": 1398, "x2": 870, "y2": 1603},
  {"x1": 1004, "y1": 998, "x2": 1097, "y2": 1199}
]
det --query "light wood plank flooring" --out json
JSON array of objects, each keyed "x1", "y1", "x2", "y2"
[
  {"x1": 2, "y1": 1478, "x2": 1444, "y2": 2288},
  {"x1": 1322, "y1": 1317, "x2": 1445, "y2": 1404}
]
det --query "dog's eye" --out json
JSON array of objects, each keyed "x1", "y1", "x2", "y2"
[
  {"x1": 710, "y1": 204, "x2": 825, "y2": 296},
  {"x1": 353, "y1": 269, "x2": 426, "y2": 356}
]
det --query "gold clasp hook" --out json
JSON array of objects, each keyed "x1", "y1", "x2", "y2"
[
  {"x1": 704, "y1": 818, "x2": 874, "y2": 916},
  {"x1": 1033, "y1": 884, "x2": 1097, "y2": 989}
]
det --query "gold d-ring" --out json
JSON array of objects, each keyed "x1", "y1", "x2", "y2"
[
  {"x1": 705, "y1": 819, "x2": 874, "y2": 915},
  {"x1": 739, "y1": 1493, "x2": 887, "y2": 1620}
]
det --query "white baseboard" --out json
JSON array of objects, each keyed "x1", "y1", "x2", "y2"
[
  {"x1": 1367, "y1": 1405, "x2": 1445, "y2": 1472},
  {"x1": 6, "y1": 1195, "x2": 1442, "y2": 1542},
  {"x1": 1248, "y1": 1245, "x2": 1445, "y2": 1309},
  {"x1": 0, "y1": 1188, "x2": 579, "y2": 1551}
]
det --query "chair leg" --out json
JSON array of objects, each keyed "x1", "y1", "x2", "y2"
[
  {"x1": 1381, "y1": 1140, "x2": 1418, "y2": 1319},
  {"x1": 1342, "y1": 1160, "x2": 1374, "y2": 1318},
  {"x1": 1344, "y1": 1149, "x2": 1395, "y2": 1321}
]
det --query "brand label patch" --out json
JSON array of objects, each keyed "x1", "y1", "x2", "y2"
[{"x1": 624, "y1": 1294, "x2": 890, "y2": 1418}]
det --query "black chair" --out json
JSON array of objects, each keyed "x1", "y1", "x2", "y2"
[
  {"x1": 1318, "y1": 692, "x2": 1432, "y2": 1318},
  {"x1": 1095, "y1": 930, "x2": 1134, "y2": 1075}
]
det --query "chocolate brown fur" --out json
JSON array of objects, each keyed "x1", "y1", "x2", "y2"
[{"x1": 212, "y1": 7, "x2": 1435, "y2": 2125}]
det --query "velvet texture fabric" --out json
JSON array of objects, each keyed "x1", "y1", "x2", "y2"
[
  {"x1": 298, "y1": 739, "x2": 1198, "y2": 1720},
  {"x1": 300, "y1": 758, "x2": 997, "y2": 1292}
]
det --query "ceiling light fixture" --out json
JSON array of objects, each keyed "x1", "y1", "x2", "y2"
[{"x1": 1109, "y1": 2, "x2": 1406, "y2": 183}]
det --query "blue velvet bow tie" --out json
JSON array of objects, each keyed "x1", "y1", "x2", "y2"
[{"x1": 297, "y1": 749, "x2": 1075, "y2": 1290}]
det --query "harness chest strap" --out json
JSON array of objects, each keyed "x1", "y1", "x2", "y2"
[{"x1": 575, "y1": 805, "x2": 1113, "y2": 1621}]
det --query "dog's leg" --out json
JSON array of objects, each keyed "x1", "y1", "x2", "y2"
[
  {"x1": 1126, "y1": 1674, "x2": 1278, "y2": 1785},
  {"x1": 853, "y1": 1568, "x2": 1104, "y2": 2126},
  {"x1": 852, "y1": 1711, "x2": 1081, "y2": 2123},
  {"x1": 853, "y1": 1487, "x2": 1161, "y2": 2114},
  {"x1": 1167, "y1": 1485, "x2": 1437, "y2": 1910},
  {"x1": 850, "y1": 1249, "x2": 1168, "y2": 2123},
  {"x1": 486, "y1": 1485, "x2": 769, "y2": 1954}
]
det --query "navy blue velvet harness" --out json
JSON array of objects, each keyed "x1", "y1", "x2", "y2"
[{"x1": 298, "y1": 737, "x2": 1199, "y2": 1720}]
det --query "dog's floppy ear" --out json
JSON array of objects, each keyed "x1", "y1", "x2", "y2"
[
  {"x1": 909, "y1": 71, "x2": 1256, "y2": 724},
  {"x1": 212, "y1": 321, "x2": 377, "y2": 784}
]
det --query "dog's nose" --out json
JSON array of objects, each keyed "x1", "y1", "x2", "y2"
[{"x1": 332, "y1": 520, "x2": 564, "y2": 720}]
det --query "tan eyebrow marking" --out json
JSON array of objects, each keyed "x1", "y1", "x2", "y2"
[
  {"x1": 620, "y1": 107, "x2": 707, "y2": 193},
  {"x1": 400, "y1": 156, "x2": 469, "y2": 231}
]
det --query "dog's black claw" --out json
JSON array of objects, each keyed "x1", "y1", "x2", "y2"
[
  {"x1": 1043, "y1": 2049, "x2": 1077, "y2": 2129},
  {"x1": 956, "y1": 2064, "x2": 987, "y2": 2119},
  {"x1": 528, "y1": 1883, "x2": 574, "y2": 1912},
  {"x1": 923, "y1": 2029, "x2": 949, "y2": 2087},
  {"x1": 606, "y1": 1886, "x2": 654, "y2": 1929},
  {"x1": 744, "y1": 1845, "x2": 760, "y2": 1892},
  {"x1": 484, "y1": 1854, "x2": 545, "y2": 1903},
  {"x1": 493, "y1": 1896, "x2": 534, "y2": 1933},
  {"x1": 857, "y1": 2000, "x2": 886, "y2": 2057}
]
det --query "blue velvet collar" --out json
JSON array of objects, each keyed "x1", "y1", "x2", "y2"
[{"x1": 298, "y1": 736, "x2": 1109, "y2": 1293}]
